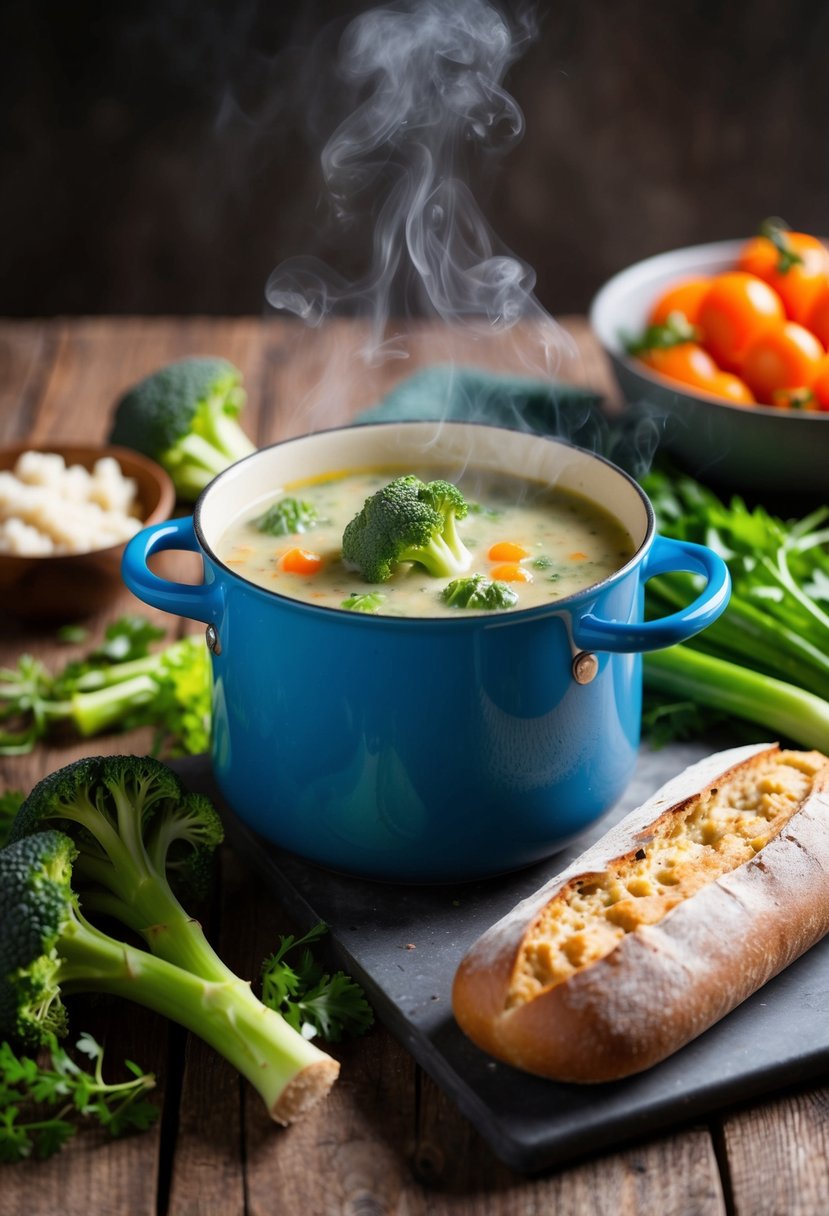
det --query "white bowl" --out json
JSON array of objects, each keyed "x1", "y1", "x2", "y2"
[{"x1": 589, "y1": 239, "x2": 828, "y2": 497}]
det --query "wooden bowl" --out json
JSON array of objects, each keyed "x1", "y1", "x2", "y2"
[{"x1": 0, "y1": 443, "x2": 175, "y2": 622}]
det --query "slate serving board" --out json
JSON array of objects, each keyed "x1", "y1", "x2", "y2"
[{"x1": 175, "y1": 742, "x2": 829, "y2": 1174}]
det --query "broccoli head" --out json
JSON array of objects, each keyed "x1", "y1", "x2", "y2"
[
  {"x1": 0, "y1": 830, "x2": 76, "y2": 1045},
  {"x1": 441, "y1": 574, "x2": 519, "y2": 611},
  {"x1": 9, "y1": 754, "x2": 224, "y2": 974},
  {"x1": 0, "y1": 830, "x2": 339, "y2": 1121},
  {"x1": 341, "y1": 474, "x2": 472, "y2": 582},
  {"x1": 108, "y1": 357, "x2": 255, "y2": 500}
]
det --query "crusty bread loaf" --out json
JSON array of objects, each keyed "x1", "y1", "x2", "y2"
[{"x1": 452, "y1": 742, "x2": 829, "y2": 1083}]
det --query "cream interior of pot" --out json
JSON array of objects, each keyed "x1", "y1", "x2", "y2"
[{"x1": 196, "y1": 422, "x2": 651, "y2": 561}]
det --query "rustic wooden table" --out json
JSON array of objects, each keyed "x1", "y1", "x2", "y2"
[{"x1": 1, "y1": 316, "x2": 827, "y2": 1216}]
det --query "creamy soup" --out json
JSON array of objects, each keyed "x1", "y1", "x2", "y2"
[{"x1": 215, "y1": 467, "x2": 635, "y2": 617}]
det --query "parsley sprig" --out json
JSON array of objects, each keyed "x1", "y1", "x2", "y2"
[
  {"x1": 0, "y1": 1033, "x2": 158, "y2": 1163},
  {"x1": 260, "y1": 923, "x2": 374, "y2": 1043}
]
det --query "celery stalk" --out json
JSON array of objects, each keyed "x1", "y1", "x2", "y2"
[{"x1": 644, "y1": 645, "x2": 829, "y2": 753}]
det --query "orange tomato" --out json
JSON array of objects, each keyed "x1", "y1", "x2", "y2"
[
  {"x1": 639, "y1": 342, "x2": 719, "y2": 391},
  {"x1": 805, "y1": 284, "x2": 829, "y2": 348},
  {"x1": 696, "y1": 272, "x2": 785, "y2": 370},
  {"x1": 648, "y1": 278, "x2": 711, "y2": 328},
  {"x1": 739, "y1": 321, "x2": 824, "y2": 404},
  {"x1": 737, "y1": 224, "x2": 829, "y2": 324},
  {"x1": 810, "y1": 356, "x2": 829, "y2": 411},
  {"x1": 704, "y1": 372, "x2": 755, "y2": 406}
]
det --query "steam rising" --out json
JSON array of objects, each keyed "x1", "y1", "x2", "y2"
[{"x1": 266, "y1": 0, "x2": 574, "y2": 373}]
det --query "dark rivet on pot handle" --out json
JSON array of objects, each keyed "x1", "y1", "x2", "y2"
[
  {"x1": 572, "y1": 651, "x2": 598, "y2": 684},
  {"x1": 205, "y1": 623, "x2": 222, "y2": 656}
]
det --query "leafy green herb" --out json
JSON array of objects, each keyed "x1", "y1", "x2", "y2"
[
  {"x1": 260, "y1": 923, "x2": 374, "y2": 1044},
  {"x1": 56, "y1": 624, "x2": 88, "y2": 645},
  {"x1": 625, "y1": 311, "x2": 699, "y2": 357},
  {"x1": 0, "y1": 617, "x2": 210, "y2": 757},
  {"x1": 641, "y1": 465, "x2": 829, "y2": 749},
  {"x1": 0, "y1": 1033, "x2": 157, "y2": 1163}
]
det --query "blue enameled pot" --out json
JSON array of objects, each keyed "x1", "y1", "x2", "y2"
[{"x1": 122, "y1": 421, "x2": 730, "y2": 882}]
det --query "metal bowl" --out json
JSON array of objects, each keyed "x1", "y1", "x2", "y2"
[
  {"x1": 0, "y1": 443, "x2": 175, "y2": 622},
  {"x1": 589, "y1": 239, "x2": 828, "y2": 497}
]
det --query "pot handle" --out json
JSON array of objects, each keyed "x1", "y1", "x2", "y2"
[
  {"x1": 121, "y1": 516, "x2": 223, "y2": 625},
  {"x1": 572, "y1": 535, "x2": 730, "y2": 653}
]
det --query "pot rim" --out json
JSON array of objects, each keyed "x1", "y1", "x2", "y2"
[{"x1": 192, "y1": 420, "x2": 655, "y2": 624}]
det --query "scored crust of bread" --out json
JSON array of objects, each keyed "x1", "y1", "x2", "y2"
[{"x1": 451, "y1": 742, "x2": 829, "y2": 1083}]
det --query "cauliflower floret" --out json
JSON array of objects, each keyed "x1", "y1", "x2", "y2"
[
  {"x1": 0, "y1": 517, "x2": 54, "y2": 555},
  {"x1": 0, "y1": 451, "x2": 144, "y2": 556},
  {"x1": 14, "y1": 450, "x2": 67, "y2": 487}
]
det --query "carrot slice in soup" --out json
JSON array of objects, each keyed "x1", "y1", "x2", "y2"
[{"x1": 281, "y1": 548, "x2": 323, "y2": 575}]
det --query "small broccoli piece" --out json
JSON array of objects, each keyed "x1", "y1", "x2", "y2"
[
  {"x1": 256, "y1": 497, "x2": 322, "y2": 537},
  {"x1": 340, "y1": 593, "x2": 387, "y2": 613},
  {"x1": 0, "y1": 831, "x2": 338, "y2": 1123},
  {"x1": 108, "y1": 357, "x2": 255, "y2": 501},
  {"x1": 441, "y1": 574, "x2": 519, "y2": 611},
  {"x1": 341, "y1": 474, "x2": 472, "y2": 582}
]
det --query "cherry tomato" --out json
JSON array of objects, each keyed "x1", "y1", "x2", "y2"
[
  {"x1": 696, "y1": 272, "x2": 785, "y2": 370},
  {"x1": 739, "y1": 321, "x2": 824, "y2": 403},
  {"x1": 638, "y1": 342, "x2": 719, "y2": 391},
  {"x1": 648, "y1": 278, "x2": 711, "y2": 328},
  {"x1": 737, "y1": 225, "x2": 829, "y2": 324},
  {"x1": 704, "y1": 372, "x2": 755, "y2": 406},
  {"x1": 805, "y1": 285, "x2": 829, "y2": 348},
  {"x1": 810, "y1": 356, "x2": 829, "y2": 411}
]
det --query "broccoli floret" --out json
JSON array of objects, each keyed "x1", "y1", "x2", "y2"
[
  {"x1": 441, "y1": 574, "x2": 518, "y2": 611},
  {"x1": 341, "y1": 475, "x2": 472, "y2": 582},
  {"x1": 0, "y1": 831, "x2": 338, "y2": 1123},
  {"x1": 9, "y1": 755, "x2": 225, "y2": 962},
  {"x1": 108, "y1": 357, "x2": 255, "y2": 501},
  {"x1": 340, "y1": 593, "x2": 387, "y2": 613},
  {"x1": 256, "y1": 497, "x2": 322, "y2": 537}
]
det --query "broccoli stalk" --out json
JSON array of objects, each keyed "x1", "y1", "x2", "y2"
[
  {"x1": 0, "y1": 832, "x2": 339, "y2": 1124},
  {"x1": 10, "y1": 756, "x2": 233, "y2": 980},
  {"x1": 108, "y1": 357, "x2": 255, "y2": 501},
  {"x1": 341, "y1": 474, "x2": 473, "y2": 582},
  {"x1": 644, "y1": 645, "x2": 829, "y2": 752}
]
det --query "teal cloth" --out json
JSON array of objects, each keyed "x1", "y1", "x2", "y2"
[{"x1": 354, "y1": 364, "x2": 648, "y2": 477}]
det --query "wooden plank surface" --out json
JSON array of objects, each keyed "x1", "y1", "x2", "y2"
[{"x1": 0, "y1": 316, "x2": 825, "y2": 1215}]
